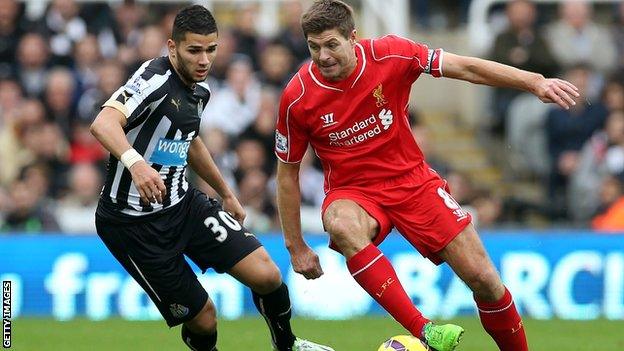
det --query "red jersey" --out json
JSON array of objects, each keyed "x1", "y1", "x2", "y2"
[{"x1": 275, "y1": 35, "x2": 443, "y2": 192}]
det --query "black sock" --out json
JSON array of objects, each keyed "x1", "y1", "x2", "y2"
[
  {"x1": 181, "y1": 325, "x2": 218, "y2": 351},
  {"x1": 252, "y1": 282, "x2": 297, "y2": 351}
]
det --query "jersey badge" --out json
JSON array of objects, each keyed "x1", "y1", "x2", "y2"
[
  {"x1": 169, "y1": 303, "x2": 189, "y2": 318},
  {"x1": 373, "y1": 84, "x2": 387, "y2": 107}
]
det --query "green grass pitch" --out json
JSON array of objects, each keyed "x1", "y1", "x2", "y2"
[{"x1": 10, "y1": 317, "x2": 624, "y2": 350}]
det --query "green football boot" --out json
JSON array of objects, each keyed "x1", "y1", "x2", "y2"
[{"x1": 422, "y1": 322, "x2": 464, "y2": 351}]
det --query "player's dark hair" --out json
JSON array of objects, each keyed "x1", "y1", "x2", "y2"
[
  {"x1": 172, "y1": 5, "x2": 217, "y2": 43},
  {"x1": 301, "y1": 0, "x2": 355, "y2": 39}
]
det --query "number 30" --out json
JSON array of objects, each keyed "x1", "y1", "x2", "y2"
[{"x1": 203, "y1": 211, "x2": 242, "y2": 242}]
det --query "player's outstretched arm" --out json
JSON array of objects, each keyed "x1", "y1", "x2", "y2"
[
  {"x1": 187, "y1": 137, "x2": 245, "y2": 222},
  {"x1": 90, "y1": 107, "x2": 166, "y2": 204},
  {"x1": 276, "y1": 161, "x2": 324, "y2": 280},
  {"x1": 442, "y1": 52, "x2": 580, "y2": 110}
]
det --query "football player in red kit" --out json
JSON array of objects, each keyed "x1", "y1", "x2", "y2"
[{"x1": 275, "y1": 1, "x2": 579, "y2": 351}]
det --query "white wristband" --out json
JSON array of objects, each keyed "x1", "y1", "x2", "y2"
[{"x1": 120, "y1": 148, "x2": 144, "y2": 169}]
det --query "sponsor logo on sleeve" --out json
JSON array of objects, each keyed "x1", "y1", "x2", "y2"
[
  {"x1": 125, "y1": 76, "x2": 150, "y2": 95},
  {"x1": 275, "y1": 131, "x2": 288, "y2": 153}
]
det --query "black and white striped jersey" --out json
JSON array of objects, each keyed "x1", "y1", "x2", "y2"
[{"x1": 97, "y1": 56, "x2": 210, "y2": 217}]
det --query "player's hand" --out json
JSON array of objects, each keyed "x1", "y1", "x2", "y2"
[
  {"x1": 222, "y1": 195, "x2": 246, "y2": 223},
  {"x1": 290, "y1": 245, "x2": 324, "y2": 280},
  {"x1": 532, "y1": 76, "x2": 580, "y2": 110},
  {"x1": 129, "y1": 161, "x2": 166, "y2": 204}
]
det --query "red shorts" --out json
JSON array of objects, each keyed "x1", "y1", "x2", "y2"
[{"x1": 321, "y1": 162, "x2": 472, "y2": 265}]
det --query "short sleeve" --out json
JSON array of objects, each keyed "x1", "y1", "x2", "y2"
[
  {"x1": 102, "y1": 60, "x2": 168, "y2": 125},
  {"x1": 371, "y1": 35, "x2": 444, "y2": 80},
  {"x1": 275, "y1": 76, "x2": 308, "y2": 163}
]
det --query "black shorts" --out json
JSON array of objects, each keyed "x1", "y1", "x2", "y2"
[{"x1": 95, "y1": 188, "x2": 262, "y2": 327}]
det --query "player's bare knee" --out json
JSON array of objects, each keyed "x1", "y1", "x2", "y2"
[
  {"x1": 251, "y1": 262, "x2": 283, "y2": 294},
  {"x1": 186, "y1": 301, "x2": 218, "y2": 335},
  {"x1": 465, "y1": 268, "x2": 502, "y2": 300}
]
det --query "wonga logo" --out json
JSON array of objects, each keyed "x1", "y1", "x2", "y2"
[{"x1": 148, "y1": 138, "x2": 190, "y2": 166}]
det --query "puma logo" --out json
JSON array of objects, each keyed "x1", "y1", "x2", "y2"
[{"x1": 171, "y1": 98, "x2": 181, "y2": 111}]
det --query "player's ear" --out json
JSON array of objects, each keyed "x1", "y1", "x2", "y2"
[
  {"x1": 349, "y1": 30, "x2": 357, "y2": 44},
  {"x1": 167, "y1": 38, "x2": 176, "y2": 57}
]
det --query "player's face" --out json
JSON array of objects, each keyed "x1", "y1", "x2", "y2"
[
  {"x1": 307, "y1": 28, "x2": 357, "y2": 81},
  {"x1": 168, "y1": 32, "x2": 218, "y2": 84}
]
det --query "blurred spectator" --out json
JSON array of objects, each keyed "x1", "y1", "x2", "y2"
[
  {"x1": 0, "y1": 180, "x2": 59, "y2": 232},
  {"x1": 446, "y1": 171, "x2": 475, "y2": 206},
  {"x1": 257, "y1": 40, "x2": 295, "y2": 89},
  {"x1": 199, "y1": 127, "x2": 237, "y2": 194},
  {"x1": 55, "y1": 163, "x2": 101, "y2": 233},
  {"x1": 209, "y1": 28, "x2": 237, "y2": 84},
  {"x1": 591, "y1": 175, "x2": 624, "y2": 231},
  {"x1": 112, "y1": 0, "x2": 146, "y2": 66},
  {"x1": 239, "y1": 87, "x2": 279, "y2": 172},
  {"x1": 44, "y1": 0, "x2": 87, "y2": 65},
  {"x1": 299, "y1": 148, "x2": 325, "y2": 208},
  {"x1": 546, "y1": 1, "x2": 616, "y2": 75},
  {"x1": 77, "y1": 59, "x2": 126, "y2": 122},
  {"x1": 78, "y1": 2, "x2": 117, "y2": 58},
  {"x1": 43, "y1": 67, "x2": 78, "y2": 138},
  {"x1": 276, "y1": 1, "x2": 309, "y2": 66},
  {"x1": 73, "y1": 34, "x2": 102, "y2": 92},
  {"x1": 612, "y1": 2, "x2": 624, "y2": 72},
  {"x1": 488, "y1": 0, "x2": 557, "y2": 135},
  {"x1": 22, "y1": 122, "x2": 70, "y2": 197},
  {"x1": 545, "y1": 64, "x2": 608, "y2": 217},
  {"x1": 15, "y1": 32, "x2": 50, "y2": 97},
  {"x1": 0, "y1": 99, "x2": 45, "y2": 186},
  {"x1": 69, "y1": 119, "x2": 107, "y2": 167},
  {"x1": 201, "y1": 55, "x2": 261, "y2": 136},
  {"x1": 506, "y1": 92, "x2": 551, "y2": 177},
  {"x1": 234, "y1": 138, "x2": 268, "y2": 183},
  {"x1": 568, "y1": 110, "x2": 624, "y2": 222},
  {"x1": 127, "y1": 25, "x2": 166, "y2": 73},
  {"x1": 0, "y1": 0, "x2": 25, "y2": 78},
  {"x1": 0, "y1": 79, "x2": 23, "y2": 123},
  {"x1": 471, "y1": 190, "x2": 503, "y2": 229},
  {"x1": 238, "y1": 168, "x2": 274, "y2": 233},
  {"x1": 409, "y1": 111, "x2": 450, "y2": 177},
  {"x1": 231, "y1": 4, "x2": 263, "y2": 69},
  {"x1": 601, "y1": 76, "x2": 624, "y2": 112}
]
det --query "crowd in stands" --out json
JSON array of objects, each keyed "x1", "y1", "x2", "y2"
[{"x1": 0, "y1": 0, "x2": 622, "y2": 234}]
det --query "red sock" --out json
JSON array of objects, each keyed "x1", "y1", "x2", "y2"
[
  {"x1": 476, "y1": 287, "x2": 528, "y2": 351},
  {"x1": 347, "y1": 244, "x2": 429, "y2": 337}
]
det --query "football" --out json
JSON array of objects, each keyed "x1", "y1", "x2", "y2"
[{"x1": 377, "y1": 335, "x2": 430, "y2": 351}]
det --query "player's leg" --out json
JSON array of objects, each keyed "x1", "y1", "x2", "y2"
[
  {"x1": 322, "y1": 197, "x2": 430, "y2": 338},
  {"x1": 184, "y1": 191, "x2": 333, "y2": 351},
  {"x1": 182, "y1": 298, "x2": 219, "y2": 351},
  {"x1": 437, "y1": 224, "x2": 528, "y2": 351},
  {"x1": 228, "y1": 246, "x2": 335, "y2": 351},
  {"x1": 227, "y1": 246, "x2": 295, "y2": 350},
  {"x1": 95, "y1": 217, "x2": 218, "y2": 350}
]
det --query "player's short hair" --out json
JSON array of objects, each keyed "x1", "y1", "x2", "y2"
[
  {"x1": 301, "y1": 0, "x2": 355, "y2": 39},
  {"x1": 172, "y1": 5, "x2": 218, "y2": 43}
]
